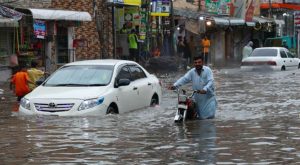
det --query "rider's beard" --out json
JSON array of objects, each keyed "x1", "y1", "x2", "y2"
[{"x1": 195, "y1": 65, "x2": 203, "y2": 72}]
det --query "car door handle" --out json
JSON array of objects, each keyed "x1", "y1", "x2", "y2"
[
  {"x1": 148, "y1": 82, "x2": 152, "y2": 85},
  {"x1": 133, "y1": 87, "x2": 138, "y2": 90}
]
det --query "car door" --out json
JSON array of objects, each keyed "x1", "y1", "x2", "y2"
[
  {"x1": 279, "y1": 49, "x2": 289, "y2": 69},
  {"x1": 286, "y1": 51, "x2": 298, "y2": 69},
  {"x1": 129, "y1": 65, "x2": 152, "y2": 108},
  {"x1": 115, "y1": 65, "x2": 139, "y2": 112}
]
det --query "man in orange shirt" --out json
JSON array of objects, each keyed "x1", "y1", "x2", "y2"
[
  {"x1": 201, "y1": 35, "x2": 211, "y2": 65},
  {"x1": 11, "y1": 66, "x2": 32, "y2": 101}
]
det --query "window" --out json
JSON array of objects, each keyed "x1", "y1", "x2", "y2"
[
  {"x1": 117, "y1": 66, "x2": 131, "y2": 80},
  {"x1": 44, "y1": 65, "x2": 113, "y2": 86},
  {"x1": 286, "y1": 51, "x2": 295, "y2": 58},
  {"x1": 129, "y1": 65, "x2": 146, "y2": 81},
  {"x1": 280, "y1": 50, "x2": 287, "y2": 58},
  {"x1": 251, "y1": 49, "x2": 277, "y2": 57}
]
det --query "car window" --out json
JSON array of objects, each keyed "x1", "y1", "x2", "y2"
[
  {"x1": 280, "y1": 50, "x2": 288, "y2": 58},
  {"x1": 129, "y1": 65, "x2": 146, "y2": 81},
  {"x1": 251, "y1": 49, "x2": 277, "y2": 57},
  {"x1": 286, "y1": 51, "x2": 295, "y2": 58},
  {"x1": 44, "y1": 65, "x2": 113, "y2": 86},
  {"x1": 117, "y1": 66, "x2": 132, "y2": 80}
]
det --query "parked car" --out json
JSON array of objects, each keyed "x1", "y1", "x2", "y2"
[
  {"x1": 241, "y1": 47, "x2": 300, "y2": 71},
  {"x1": 19, "y1": 59, "x2": 162, "y2": 116}
]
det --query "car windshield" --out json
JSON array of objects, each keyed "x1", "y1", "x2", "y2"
[
  {"x1": 44, "y1": 65, "x2": 114, "y2": 86},
  {"x1": 250, "y1": 49, "x2": 277, "y2": 57}
]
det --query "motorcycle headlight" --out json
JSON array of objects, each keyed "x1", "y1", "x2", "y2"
[
  {"x1": 20, "y1": 98, "x2": 31, "y2": 110},
  {"x1": 78, "y1": 97, "x2": 104, "y2": 111}
]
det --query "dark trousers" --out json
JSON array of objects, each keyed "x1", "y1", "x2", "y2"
[
  {"x1": 204, "y1": 52, "x2": 209, "y2": 65},
  {"x1": 129, "y1": 48, "x2": 139, "y2": 62},
  {"x1": 17, "y1": 95, "x2": 25, "y2": 101}
]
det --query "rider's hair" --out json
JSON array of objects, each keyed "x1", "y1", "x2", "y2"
[{"x1": 194, "y1": 55, "x2": 203, "y2": 61}]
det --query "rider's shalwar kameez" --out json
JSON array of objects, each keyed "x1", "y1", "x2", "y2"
[{"x1": 173, "y1": 66, "x2": 217, "y2": 119}]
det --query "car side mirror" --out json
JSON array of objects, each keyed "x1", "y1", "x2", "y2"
[
  {"x1": 115, "y1": 78, "x2": 130, "y2": 87},
  {"x1": 36, "y1": 77, "x2": 46, "y2": 86}
]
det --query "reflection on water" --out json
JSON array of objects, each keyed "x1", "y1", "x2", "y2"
[{"x1": 0, "y1": 69, "x2": 300, "y2": 164}]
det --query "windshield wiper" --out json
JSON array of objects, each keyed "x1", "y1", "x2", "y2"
[
  {"x1": 49, "y1": 84, "x2": 89, "y2": 86},
  {"x1": 47, "y1": 83, "x2": 107, "y2": 87},
  {"x1": 87, "y1": 84, "x2": 107, "y2": 86}
]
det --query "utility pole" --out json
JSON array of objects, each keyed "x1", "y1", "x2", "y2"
[
  {"x1": 268, "y1": 0, "x2": 272, "y2": 18},
  {"x1": 170, "y1": 0, "x2": 174, "y2": 56}
]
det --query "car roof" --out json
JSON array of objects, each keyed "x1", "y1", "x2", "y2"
[
  {"x1": 64, "y1": 59, "x2": 137, "y2": 66},
  {"x1": 255, "y1": 47, "x2": 285, "y2": 50}
]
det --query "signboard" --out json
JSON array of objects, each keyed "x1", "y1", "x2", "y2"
[
  {"x1": 107, "y1": 0, "x2": 141, "y2": 6},
  {"x1": 245, "y1": 0, "x2": 255, "y2": 22},
  {"x1": 205, "y1": 0, "x2": 231, "y2": 15},
  {"x1": 285, "y1": 0, "x2": 300, "y2": 3},
  {"x1": 232, "y1": 0, "x2": 258, "y2": 21},
  {"x1": 294, "y1": 11, "x2": 300, "y2": 29},
  {"x1": 33, "y1": 20, "x2": 46, "y2": 39},
  {"x1": 150, "y1": 0, "x2": 170, "y2": 16},
  {"x1": 260, "y1": 0, "x2": 282, "y2": 3},
  {"x1": 124, "y1": 6, "x2": 140, "y2": 29}
]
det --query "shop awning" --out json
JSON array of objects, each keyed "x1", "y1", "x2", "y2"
[
  {"x1": 0, "y1": 17, "x2": 18, "y2": 27},
  {"x1": 274, "y1": 19, "x2": 285, "y2": 25},
  {"x1": 246, "y1": 22, "x2": 255, "y2": 27},
  {"x1": 0, "y1": 5, "x2": 23, "y2": 20},
  {"x1": 185, "y1": 19, "x2": 199, "y2": 34},
  {"x1": 212, "y1": 17, "x2": 229, "y2": 26},
  {"x1": 228, "y1": 18, "x2": 245, "y2": 26},
  {"x1": 173, "y1": 8, "x2": 199, "y2": 19},
  {"x1": 27, "y1": 8, "x2": 92, "y2": 21},
  {"x1": 253, "y1": 16, "x2": 273, "y2": 23}
]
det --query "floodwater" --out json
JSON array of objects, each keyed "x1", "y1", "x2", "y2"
[{"x1": 0, "y1": 68, "x2": 300, "y2": 164}]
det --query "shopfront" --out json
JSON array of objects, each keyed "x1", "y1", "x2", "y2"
[
  {"x1": 112, "y1": 0, "x2": 171, "y2": 60},
  {"x1": 0, "y1": 5, "x2": 22, "y2": 81},
  {"x1": 0, "y1": 18, "x2": 18, "y2": 67},
  {"x1": 15, "y1": 8, "x2": 92, "y2": 73}
]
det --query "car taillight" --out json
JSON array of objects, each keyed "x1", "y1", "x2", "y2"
[
  {"x1": 241, "y1": 61, "x2": 249, "y2": 66},
  {"x1": 267, "y1": 61, "x2": 277, "y2": 66}
]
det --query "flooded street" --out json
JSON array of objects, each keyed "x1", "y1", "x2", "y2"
[{"x1": 1, "y1": 68, "x2": 300, "y2": 164}]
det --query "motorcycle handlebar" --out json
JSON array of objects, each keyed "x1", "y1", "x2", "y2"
[{"x1": 173, "y1": 89, "x2": 203, "y2": 97}]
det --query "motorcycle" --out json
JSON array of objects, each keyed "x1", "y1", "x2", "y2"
[{"x1": 174, "y1": 89, "x2": 198, "y2": 122}]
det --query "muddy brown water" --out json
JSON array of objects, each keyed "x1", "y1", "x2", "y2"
[{"x1": 0, "y1": 68, "x2": 299, "y2": 164}]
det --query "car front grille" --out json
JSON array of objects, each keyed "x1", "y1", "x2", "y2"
[{"x1": 34, "y1": 103, "x2": 75, "y2": 112}]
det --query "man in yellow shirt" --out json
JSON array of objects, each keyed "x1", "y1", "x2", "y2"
[
  {"x1": 128, "y1": 29, "x2": 139, "y2": 62},
  {"x1": 201, "y1": 35, "x2": 211, "y2": 65},
  {"x1": 27, "y1": 60, "x2": 45, "y2": 90}
]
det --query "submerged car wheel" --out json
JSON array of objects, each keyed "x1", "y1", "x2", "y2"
[
  {"x1": 281, "y1": 65, "x2": 286, "y2": 71},
  {"x1": 150, "y1": 95, "x2": 159, "y2": 107},
  {"x1": 107, "y1": 104, "x2": 118, "y2": 114},
  {"x1": 298, "y1": 63, "x2": 300, "y2": 69}
]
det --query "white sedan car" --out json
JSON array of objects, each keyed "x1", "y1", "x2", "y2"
[
  {"x1": 19, "y1": 60, "x2": 162, "y2": 116},
  {"x1": 241, "y1": 47, "x2": 300, "y2": 71}
]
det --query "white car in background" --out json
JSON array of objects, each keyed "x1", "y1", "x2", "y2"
[
  {"x1": 241, "y1": 47, "x2": 300, "y2": 71},
  {"x1": 19, "y1": 60, "x2": 162, "y2": 116}
]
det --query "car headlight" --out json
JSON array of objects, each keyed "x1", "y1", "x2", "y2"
[
  {"x1": 20, "y1": 98, "x2": 31, "y2": 110},
  {"x1": 78, "y1": 97, "x2": 104, "y2": 111}
]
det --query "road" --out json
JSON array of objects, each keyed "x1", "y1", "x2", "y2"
[{"x1": 0, "y1": 68, "x2": 300, "y2": 164}]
